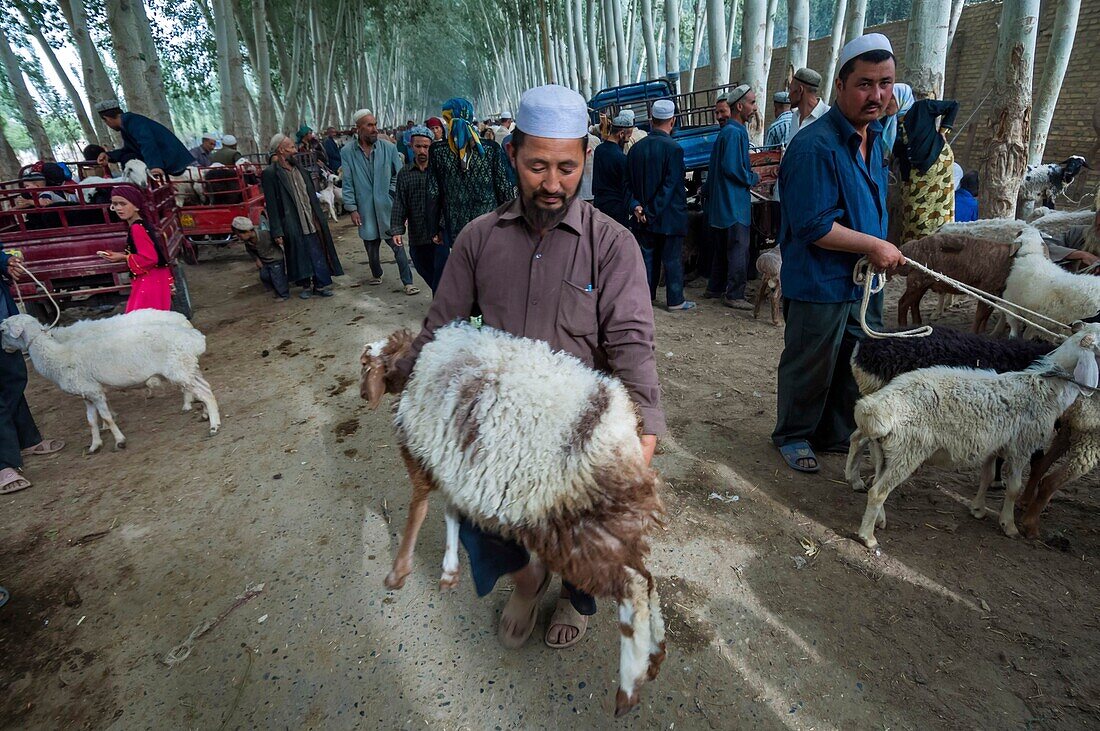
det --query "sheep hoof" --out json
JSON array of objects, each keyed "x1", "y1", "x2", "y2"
[
  {"x1": 384, "y1": 571, "x2": 408, "y2": 590},
  {"x1": 851, "y1": 478, "x2": 867, "y2": 493},
  {"x1": 1001, "y1": 521, "x2": 1019, "y2": 538},
  {"x1": 209, "y1": 426, "x2": 220, "y2": 436},
  {"x1": 969, "y1": 505, "x2": 987, "y2": 520},
  {"x1": 438, "y1": 573, "x2": 460, "y2": 590},
  {"x1": 614, "y1": 688, "x2": 640, "y2": 718},
  {"x1": 114, "y1": 440, "x2": 127, "y2": 451},
  {"x1": 875, "y1": 511, "x2": 887, "y2": 530},
  {"x1": 1020, "y1": 518, "x2": 1040, "y2": 539},
  {"x1": 87, "y1": 444, "x2": 101, "y2": 455},
  {"x1": 859, "y1": 533, "x2": 879, "y2": 551}
]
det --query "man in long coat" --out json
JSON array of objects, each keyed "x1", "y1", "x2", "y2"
[{"x1": 261, "y1": 134, "x2": 344, "y2": 299}]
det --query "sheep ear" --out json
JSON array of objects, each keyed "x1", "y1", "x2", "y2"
[
  {"x1": 1075, "y1": 351, "x2": 1099, "y2": 390},
  {"x1": 1072, "y1": 320, "x2": 1085, "y2": 333},
  {"x1": 5, "y1": 319, "x2": 24, "y2": 339}
]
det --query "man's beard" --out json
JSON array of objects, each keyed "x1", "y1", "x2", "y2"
[{"x1": 520, "y1": 185, "x2": 576, "y2": 231}]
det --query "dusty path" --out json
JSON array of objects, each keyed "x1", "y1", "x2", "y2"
[{"x1": 1, "y1": 218, "x2": 1098, "y2": 730}]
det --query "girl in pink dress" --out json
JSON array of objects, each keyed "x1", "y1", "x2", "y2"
[{"x1": 101, "y1": 185, "x2": 173, "y2": 312}]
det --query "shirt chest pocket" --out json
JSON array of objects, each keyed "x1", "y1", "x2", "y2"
[{"x1": 558, "y1": 280, "x2": 598, "y2": 336}]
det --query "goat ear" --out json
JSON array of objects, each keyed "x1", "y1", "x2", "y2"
[{"x1": 1074, "y1": 351, "x2": 1100, "y2": 390}]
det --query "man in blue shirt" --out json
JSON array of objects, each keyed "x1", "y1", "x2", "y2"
[
  {"x1": 955, "y1": 170, "x2": 979, "y2": 222},
  {"x1": 93, "y1": 100, "x2": 193, "y2": 177},
  {"x1": 704, "y1": 85, "x2": 760, "y2": 309},
  {"x1": 627, "y1": 99, "x2": 696, "y2": 311},
  {"x1": 772, "y1": 34, "x2": 906, "y2": 473}
]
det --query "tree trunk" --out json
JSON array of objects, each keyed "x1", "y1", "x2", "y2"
[
  {"x1": 1028, "y1": 0, "x2": 1081, "y2": 166},
  {"x1": 844, "y1": 0, "x2": 867, "y2": 44},
  {"x1": 562, "y1": 0, "x2": 580, "y2": 89},
  {"x1": 979, "y1": 0, "x2": 1040, "y2": 218},
  {"x1": 539, "y1": 0, "x2": 556, "y2": 85},
  {"x1": 587, "y1": 0, "x2": 602, "y2": 88},
  {"x1": 665, "y1": 0, "x2": 680, "y2": 78},
  {"x1": 574, "y1": 0, "x2": 592, "y2": 96},
  {"x1": 740, "y1": 0, "x2": 767, "y2": 142},
  {"x1": 821, "y1": 0, "x2": 848, "y2": 103},
  {"x1": 725, "y1": 0, "x2": 741, "y2": 64},
  {"x1": 226, "y1": 0, "x2": 258, "y2": 151},
  {"x1": 0, "y1": 24, "x2": 53, "y2": 160},
  {"x1": 611, "y1": 0, "x2": 629, "y2": 86},
  {"x1": 639, "y1": 0, "x2": 659, "y2": 80},
  {"x1": 252, "y1": 0, "x2": 277, "y2": 145},
  {"x1": 17, "y1": 10, "x2": 97, "y2": 145},
  {"x1": 685, "y1": 1, "x2": 706, "y2": 93},
  {"x1": 786, "y1": 0, "x2": 809, "y2": 72},
  {"x1": 212, "y1": 0, "x2": 236, "y2": 136},
  {"x1": 130, "y1": 0, "x2": 174, "y2": 127},
  {"x1": 761, "y1": 0, "x2": 779, "y2": 90},
  {"x1": 905, "y1": 0, "x2": 951, "y2": 99},
  {"x1": 947, "y1": 0, "x2": 966, "y2": 51},
  {"x1": 0, "y1": 118, "x2": 20, "y2": 179},
  {"x1": 63, "y1": 0, "x2": 118, "y2": 144},
  {"x1": 602, "y1": 0, "x2": 620, "y2": 87},
  {"x1": 705, "y1": 0, "x2": 728, "y2": 86}
]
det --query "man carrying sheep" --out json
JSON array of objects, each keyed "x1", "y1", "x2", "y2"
[
  {"x1": 392, "y1": 84, "x2": 663, "y2": 652},
  {"x1": 772, "y1": 34, "x2": 906, "y2": 474}
]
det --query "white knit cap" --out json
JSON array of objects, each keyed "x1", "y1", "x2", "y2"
[
  {"x1": 500, "y1": 111, "x2": 513, "y2": 120},
  {"x1": 515, "y1": 85, "x2": 589, "y2": 138},
  {"x1": 725, "y1": 84, "x2": 752, "y2": 106},
  {"x1": 611, "y1": 111, "x2": 633, "y2": 128},
  {"x1": 352, "y1": 108, "x2": 373, "y2": 124},
  {"x1": 201, "y1": 132, "x2": 217, "y2": 141},
  {"x1": 651, "y1": 99, "x2": 676, "y2": 120},
  {"x1": 231, "y1": 216, "x2": 254, "y2": 231},
  {"x1": 838, "y1": 33, "x2": 894, "y2": 71},
  {"x1": 222, "y1": 134, "x2": 237, "y2": 146},
  {"x1": 269, "y1": 133, "x2": 288, "y2": 151}
]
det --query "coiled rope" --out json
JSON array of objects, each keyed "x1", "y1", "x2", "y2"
[{"x1": 854, "y1": 257, "x2": 1073, "y2": 342}]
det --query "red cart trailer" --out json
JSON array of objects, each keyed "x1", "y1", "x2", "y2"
[
  {"x1": 0, "y1": 174, "x2": 193, "y2": 321},
  {"x1": 173, "y1": 162, "x2": 266, "y2": 263}
]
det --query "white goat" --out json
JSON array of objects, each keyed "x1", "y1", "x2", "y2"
[
  {"x1": 1019, "y1": 155, "x2": 1090, "y2": 208},
  {"x1": 0, "y1": 313, "x2": 220, "y2": 453},
  {"x1": 316, "y1": 170, "x2": 342, "y2": 222},
  {"x1": 361, "y1": 322, "x2": 666, "y2": 718},
  {"x1": 852, "y1": 323, "x2": 1100, "y2": 550},
  {"x1": 999, "y1": 228, "x2": 1100, "y2": 337}
]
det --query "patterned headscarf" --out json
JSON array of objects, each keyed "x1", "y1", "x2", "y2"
[
  {"x1": 442, "y1": 98, "x2": 484, "y2": 168},
  {"x1": 881, "y1": 83, "x2": 915, "y2": 158}
]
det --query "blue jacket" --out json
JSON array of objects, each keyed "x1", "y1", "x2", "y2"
[
  {"x1": 704, "y1": 121, "x2": 759, "y2": 229},
  {"x1": 0, "y1": 250, "x2": 17, "y2": 321},
  {"x1": 341, "y1": 138, "x2": 402, "y2": 241},
  {"x1": 626, "y1": 130, "x2": 687, "y2": 236},
  {"x1": 592, "y1": 140, "x2": 631, "y2": 227},
  {"x1": 778, "y1": 106, "x2": 889, "y2": 303},
  {"x1": 955, "y1": 189, "x2": 978, "y2": 222},
  {"x1": 107, "y1": 112, "x2": 193, "y2": 175},
  {"x1": 323, "y1": 138, "x2": 343, "y2": 170}
]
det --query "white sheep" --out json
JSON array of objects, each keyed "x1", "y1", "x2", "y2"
[
  {"x1": 360, "y1": 322, "x2": 666, "y2": 718},
  {"x1": 0, "y1": 313, "x2": 220, "y2": 453},
  {"x1": 77, "y1": 159, "x2": 150, "y2": 202},
  {"x1": 937, "y1": 218, "x2": 1037, "y2": 243},
  {"x1": 999, "y1": 227, "x2": 1100, "y2": 337},
  {"x1": 852, "y1": 323, "x2": 1100, "y2": 549}
]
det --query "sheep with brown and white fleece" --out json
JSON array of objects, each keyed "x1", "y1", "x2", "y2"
[
  {"x1": 360, "y1": 321, "x2": 666, "y2": 718},
  {"x1": 897, "y1": 233, "x2": 1019, "y2": 332},
  {"x1": 852, "y1": 323, "x2": 1100, "y2": 549},
  {"x1": 753, "y1": 247, "x2": 782, "y2": 325}
]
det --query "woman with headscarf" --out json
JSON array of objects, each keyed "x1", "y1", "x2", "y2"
[
  {"x1": 425, "y1": 98, "x2": 515, "y2": 289},
  {"x1": 98, "y1": 184, "x2": 173, "y2": 311},
  {"x1": 879, "y1": 83, "x2": 915, "y2": 162},
  {"x1": 892, "y1": 88, "x2": 960, "y2": 242}
]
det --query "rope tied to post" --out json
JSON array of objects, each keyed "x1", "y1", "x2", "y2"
[{"x1": 853, "y1": 256, "x2": 1075, "y2": 342}]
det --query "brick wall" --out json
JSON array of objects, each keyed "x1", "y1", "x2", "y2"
[{"x1": 686, "y1": 1, "x2": 1099, "y2": 190}]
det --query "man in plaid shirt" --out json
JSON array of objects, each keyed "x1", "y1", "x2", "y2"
[{"x1": 389, "y1": 126, "x2": 437, "y2": 292}]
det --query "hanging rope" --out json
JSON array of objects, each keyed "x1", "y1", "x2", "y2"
[
  {"x1": 853, "y1": 256, "x2": 1074, "y2": 342},
  {"x1": 10, "y1": 256, "x2": 62, "y2": 329}
]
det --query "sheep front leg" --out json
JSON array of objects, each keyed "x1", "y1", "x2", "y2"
[
  {"x1": 385, "y1": 447, "x2": 435, "y2": 590},
  {"x1": 1021, "y1": 436, "x2": 1098, "y2": 538},
  {"x1": 439, "y1": 506, "x2": 461, "y2": 590},
  {"x1": 84, "y1": 399, "x2": 103, "y2": 454},
  {"x1": 90, "y1": 393, "x2": 126, "y2": 450},
  {"x1": 998, "y1": 460, "x2": 1026, "y2": 537},
  {"x1": 970, "y1": 457, "x2": 997, "y2": 519}
]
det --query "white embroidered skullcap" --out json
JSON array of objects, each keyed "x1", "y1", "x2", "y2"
[
  {"x1": 500, "y1": 111, "x2": 513, "y2": 120},
  {"x1": 651, "y1": 99, "x2": 676, "y2": 120},
  {"x1": 838, "y1": 33, "x2": 894, "y2": 71},
  {"x1": 620, "y1": 108, "x2": 636, "y2": 123},
  {"x1": 201, "y1": 132, "x2": 217, "y2": 141},
  {"x1": 352, "y1": 108, "x2": 373, "y2": 124},
  {"x1": 93, "y1": 99, "x2": 121, "y2": 113},
  {"x1": 515, "y1": 85, "x2": 589, "y2": 138},
  {"x1": 231, "y1": 216, "x2": 254, "y2": 231},
  {"x1": 222, "y1": 134, "x2": 237, "y2": 146},
  {"x1": 725, "y1": 84, "x2": 752, "y2": 106},
  {"x1": 773, "y1": 91, "x2": 790, "y2": 104},
  {"x1": 611, "y1": 111, "x2": 633, "y2": 128}
]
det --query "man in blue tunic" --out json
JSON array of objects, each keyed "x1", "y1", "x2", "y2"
[
  {"x1": 704, "y1": 84, "x2": 760, "y2": 310},
  {"x1": 93, "y1": 99, "x2": 193, "y2": 177},
  {"x1": 771, "y1": 34, "x2": 906, "y2": 473},
  {"x1": 592, "y1": 111, "x2": 634, "y2": 228}
]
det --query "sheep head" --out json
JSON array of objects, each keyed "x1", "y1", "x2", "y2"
[
  {"x1": 359, "y1": 329, "x2": 414, "y2": 409},
  {"x1": 123, "y1": 159, "x2": 149, "y2": 188},
  {"x1": 0, "y1": 314, "x2": 44, "y2": 353}
]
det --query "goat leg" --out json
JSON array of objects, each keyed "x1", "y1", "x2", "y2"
[
  {"x1": 1021, "y1": 437, "x2": 1099, "y2": 539},
  {"x1": 385, "y1": 447, "x2": 435, "y2": 590}
]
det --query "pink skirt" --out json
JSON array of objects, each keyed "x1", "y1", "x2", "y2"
[{"x1": 125, "y1": 267, "x2": 173, "y2": 312}]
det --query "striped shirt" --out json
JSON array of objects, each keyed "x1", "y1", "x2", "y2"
[{"x1": 764, "y1": 110, "x2": 793, "y2": 148}]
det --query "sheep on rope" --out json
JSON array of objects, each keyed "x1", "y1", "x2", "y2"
[
  {"x1": 0, "y1": 313, "x2": 220, "y2": 453},
  {"x1": 851, "y1": 323, "x2": 1100, "y2": 550},
  {"x1": 360, "y1": 322, "x2": 666, "y2": 717}
]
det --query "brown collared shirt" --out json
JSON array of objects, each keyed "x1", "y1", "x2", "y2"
[{"x1": 396, "y1": 197, "x2": 666, "y2": 435}]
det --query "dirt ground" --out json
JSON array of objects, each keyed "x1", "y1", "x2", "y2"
[{"x1": 1, "y1": 217, "x2": 1098, "y2": 731}]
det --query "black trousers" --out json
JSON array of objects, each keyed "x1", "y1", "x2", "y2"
[
  {"x1": 772, "y1": 296, "x2": 882, "y2": 450},
  {"x1": 0, "y1": 350, "x2": 41, "y2": 471}
]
